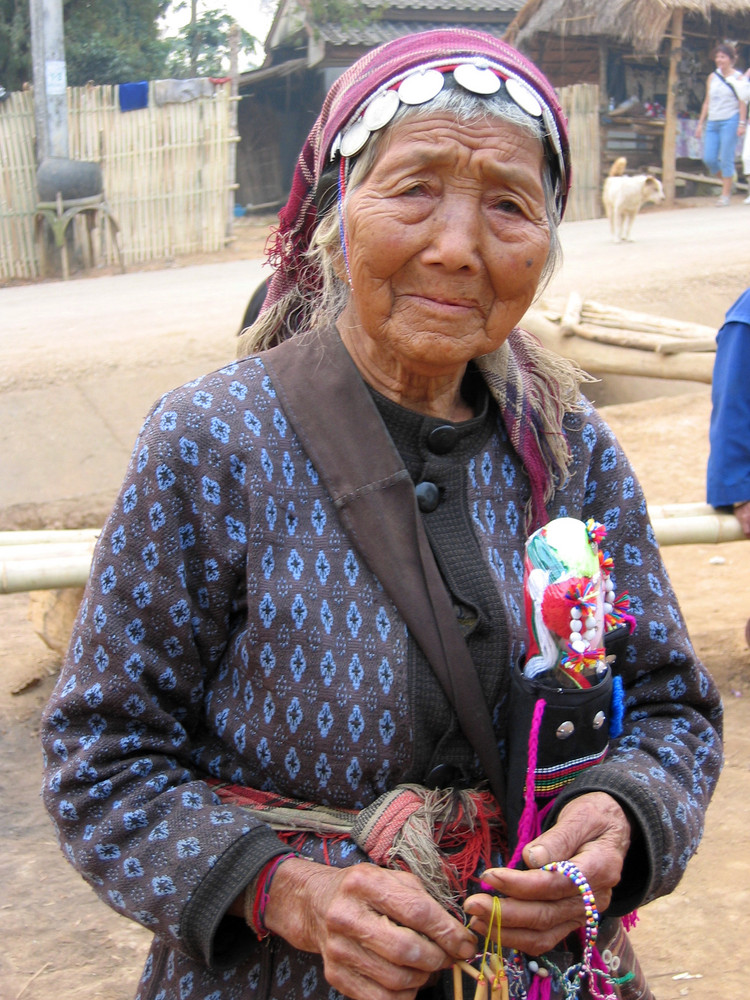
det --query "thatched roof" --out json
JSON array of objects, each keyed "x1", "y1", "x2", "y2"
[{"x1": 505, "y1": 0, "x2": 750, "y2": 55}]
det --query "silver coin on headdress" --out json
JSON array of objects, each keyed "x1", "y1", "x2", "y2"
[
  {"x1": 339, "y1": 118, "x2": 372, "y2": 158},
  {"x1": 505, "y1": 77, "x2": 543, "y2": 117},
  {"x1": 363, "y1": 89, "x2": 400, "y2": 131},
  {"x1": 329, "y1": 132, "x2": 342, "y2": 161},
  {"x1": 397, "y1": 68, "x2": 445, "y2": 106},
  {"x1": 542, "y1": 106, "x2": 563, "y2": 158},
  {"x1": 453, "y1": 62, "x2": 501, "y2": 96}
]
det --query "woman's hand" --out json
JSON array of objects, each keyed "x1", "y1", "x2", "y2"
[
  {"x1": 463, "y1": 792, "x2": 631, "y2": 956},
  {"x1": 264, "y1": 858, "x2": 478, "y2": 1000}
]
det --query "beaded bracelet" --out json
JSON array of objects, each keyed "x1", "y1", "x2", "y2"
[
  {"x1": 540, "y1": 859, "x2": 599, "y2": 956},
  {"x1": 244, "y1": 851, "x2": 299, "y2": 940}
]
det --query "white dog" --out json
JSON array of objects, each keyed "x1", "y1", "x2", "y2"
[{"x1": 602, "y1": 156, "x2": 665, "y2": 241}]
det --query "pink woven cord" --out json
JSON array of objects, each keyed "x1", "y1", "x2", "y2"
[
  {"x1": 527, "y1": 972, "x2": 553, "y2": 1000},
  {"x1": 508, "y1": 697, "x2": 546, "y2": 869}
]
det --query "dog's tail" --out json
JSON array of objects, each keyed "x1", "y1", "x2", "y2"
[{"x1": 609, "y1": 156, "x2": 627, "y2": 177}]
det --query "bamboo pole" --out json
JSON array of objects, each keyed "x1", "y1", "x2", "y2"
[
  {"x1": 579, "y1": 301, "x2": 716, "y2": 340},
  {"x1": 564, "y1": 323, "x2": 715, "y2": 355},
  {"x1": 649, "y1": 502, "x2": 718, "y2": 519},
  {"x1": 661, "y1": 9, "x2": 683, "y2": 206},
  {"x1": 650, "y1": 512, "x2": 745, "y2": 546},
  {"x1": 1, "y1": 553, "x2": 94, "y2": 594},
  {"x1": 648, "y1": 501, "x2": 747, "y2": 543},
  {"x1": 0, "y1": 530, "x2": 98, "y2": 594},
  {"x1": 560, "y1": 291, "x2": 584, "y2": 336},
  {"x1": 0, "y1": 529, "x2": 100, "y2": 546},
  {"x1": 0, "y1": 506, "x2": 745, "y2": 597},
  {"x1": 522, "y1": 310, "x2": 715, "y2": 382},
  {"x1": 228, "y1": 26, "x2": 240, "y2": 236},
  {"x1": 655, "y1": 338, "x2": 717, "y2": 355}
]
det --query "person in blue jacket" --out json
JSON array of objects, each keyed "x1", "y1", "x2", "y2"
[
  {"x1": 706, "y1": 286, "x2": 750, "y2": 644},
  {"x1": 707, "y1": 287, "x2": 750, "y2": 534}
]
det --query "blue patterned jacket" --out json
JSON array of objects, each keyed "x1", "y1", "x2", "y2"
[{"x1": 41, "y1": 330, "x2": 723, "y2": 1000}]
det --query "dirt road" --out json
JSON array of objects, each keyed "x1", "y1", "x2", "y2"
[{"x1": 1, "y1": 198, "x2": 749, "y2": 1000}]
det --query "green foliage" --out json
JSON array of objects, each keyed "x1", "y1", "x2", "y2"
[
  {"x1": 0, "y1": 0, "x2": 172, "y2": 89},
  {"x1": 0, "y1": 0, "x2": 32, "y2": 91},
  {"x1": 63, "y1": 0, "x2": 172, "y2": 85},
  {"x1": 303, "y1": 0, "x2": 385, "y2": 38},
  {"x1": 0, "y1": 0, "x2": 257, "y2": 92},
  {"x1": 166, "y1": 8, "x2": 259, "y2": 78}
]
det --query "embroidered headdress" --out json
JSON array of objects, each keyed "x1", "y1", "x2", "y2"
[{"x1": 262, "y1": 28, "x2": 571, "y2": 322}]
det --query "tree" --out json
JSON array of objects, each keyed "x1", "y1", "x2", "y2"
[
  {"x1": 300, "y1": 0, "x2": 384, "y2": 40},
  {"x1": 0, "y1": 0, "x2": 258, "y2": 92},
  {"x1": 165, "y1": 3, "x2": 259, "y2": 78},
  {"x1": 62, "y1": 0, "x2": 172, "y2": 85},
  {"x1": 0, "y1": 0, "x2": 32, "y2": 91},
  {"x1": 0, "y1": 0, "x2": 172, "y2": 90}
]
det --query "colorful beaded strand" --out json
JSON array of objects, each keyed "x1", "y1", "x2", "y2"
[{"x1": 538, "y1": 861, "x2": 617, "y2": 1000}]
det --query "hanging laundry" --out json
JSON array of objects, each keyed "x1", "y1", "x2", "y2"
[
  {"x1": 118, "y1": 81, "x2": 149, "y2": 112},
  {"x1": 153, "y1": 78, "x2": 214, "y2": 106}
]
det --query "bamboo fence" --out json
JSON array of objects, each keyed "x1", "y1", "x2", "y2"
[
  {"x1": 0, "y1": 81, "x2": 237, "y2": 281},
  {"x1": 558, "y1": 83, "x2": 601, "y2": 223},
  {"x1": 0, "y1": 90, "x2": 39, "y2": 280}
]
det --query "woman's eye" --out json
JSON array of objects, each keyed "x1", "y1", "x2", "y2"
[{"x1": 493, "y1": 197, "x2": 524, "y2": 215}]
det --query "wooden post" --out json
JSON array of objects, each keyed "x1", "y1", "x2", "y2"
[
  {"x1": 227, "y1": 21, "x2": 240, "y2": 236},
  {"x1": 662, "y1": 9, "x2": 684, "y2": 206},
  {"x1": 598, "y1": 40, "x2": 609, "y2": 110},
  {"x1": 29, "y1": 0, "x2": 69, "y2": 162}
]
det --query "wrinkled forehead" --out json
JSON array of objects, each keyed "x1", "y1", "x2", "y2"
[{"x1": 323, "y1": 57, "x2": 568, "y2": 222}]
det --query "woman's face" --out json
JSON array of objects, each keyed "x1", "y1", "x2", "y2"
[
  {"x1": 336, "y1": 111, "x2": 551, "y2": 383},
  {"x1": 715, "y1": 50, "x2": 734, "y2": 74}
]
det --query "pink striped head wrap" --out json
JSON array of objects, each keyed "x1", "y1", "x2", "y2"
[{"x1": 264, "y1": 28, "x2": 570, "y2": 316}]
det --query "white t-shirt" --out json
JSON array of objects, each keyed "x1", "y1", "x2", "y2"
[{"x1": 708, "y1": 69, "x2": 745, "y2": 120}]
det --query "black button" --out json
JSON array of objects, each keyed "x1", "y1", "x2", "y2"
[
  {"x1": 415, "y1": 481, "x2": 440, "y2": 512},
  {"x1": 427, "y1": 424, "x2": 459, "y2": 454}
]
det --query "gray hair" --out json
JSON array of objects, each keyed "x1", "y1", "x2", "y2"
[{"x1": 246, "y1": 86, "x2": 563, "y2": 352}]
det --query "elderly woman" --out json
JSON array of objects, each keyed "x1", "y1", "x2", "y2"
[{"x1": 41, "y1": 29, "x2": 721, "y2": 1000}]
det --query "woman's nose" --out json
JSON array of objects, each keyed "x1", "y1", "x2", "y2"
[{"x1": 422, "y1": 195, "x2": 482, "y2": 271}]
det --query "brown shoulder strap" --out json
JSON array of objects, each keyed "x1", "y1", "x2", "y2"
[{"x1": 262, "y1": 330, "x2": 507, "y2": 809}]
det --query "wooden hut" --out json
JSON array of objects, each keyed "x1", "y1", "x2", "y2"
[
  {"x1": 505, "y1": 0, "x2": 750, "y2": 203},
  {"x1": 236, "y1": 0, "x2": 526, "y2": 209}
]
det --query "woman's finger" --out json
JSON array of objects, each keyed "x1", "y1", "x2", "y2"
[
  {"x1": 522, "y1": 793, "x2": 631, "y2": 876},
  {"x1": 463, "y1": 888, "x2": 594, "y2": 956}
]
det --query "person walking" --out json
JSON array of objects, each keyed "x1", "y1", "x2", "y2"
[{"x1": 695, "y1": 42, "x2": 747, "y2": 205}]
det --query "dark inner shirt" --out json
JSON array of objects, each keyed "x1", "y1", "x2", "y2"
[{"x1": 368, "y1": 367, "x2": 510, "y2": 786}]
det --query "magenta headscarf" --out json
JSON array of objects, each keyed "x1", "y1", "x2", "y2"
[{"x1": 264, "y1": 28, "x2": 571, "y2": 317}]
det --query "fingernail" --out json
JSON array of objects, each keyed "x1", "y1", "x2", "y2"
[
  {"x1": 526, "y1": 844, "x2": 549, "y2": 868},
  {"x1": 459, "y1": 940, "x2": 477, "y2": 960}
]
